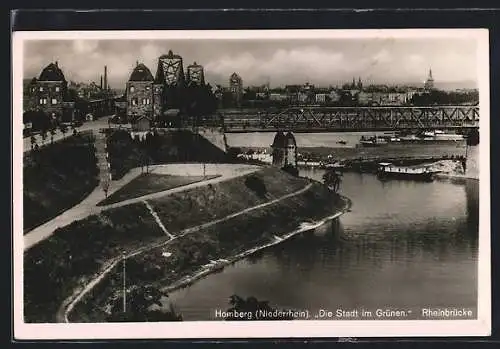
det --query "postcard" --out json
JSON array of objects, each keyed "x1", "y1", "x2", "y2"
[{"x1": 13, "y1": 28, "x2": 491, "y2": 339}]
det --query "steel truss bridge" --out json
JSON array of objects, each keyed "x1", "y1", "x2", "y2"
[{"x1": 220, "y1": 106, "x2": 479, "y2": 132}]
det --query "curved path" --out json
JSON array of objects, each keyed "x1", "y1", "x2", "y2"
[
  {"x1": 24, "y1": 163, "x2": 261, "y2": 250},
  {"x1": 60, "y1": 182, "x2": 314, "y2": 323}
]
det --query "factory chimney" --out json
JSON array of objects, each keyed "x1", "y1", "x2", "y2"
[
  {"x1": 104, "y1": 65, "x2": 108, "y2": 91},
  {"x1": 100, "y1": 75, "x2": 103, "y2": 89}
]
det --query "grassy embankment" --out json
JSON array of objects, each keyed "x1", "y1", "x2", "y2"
[
  {"x1": 97, "y1": 173, "x2": 220, "y2": 206},
  {"x1": 23, "y1": 131, "x2": 99, "y2": 233},
  {"x1": 24, "y1": 203, "x2": 166, "y2": 323},
  {"x1": 25, "y1": 166, "x2": 321, "y2": 323},
  {"x1": 106, "y1": 129, "x2": 229, "y2": 180},
  {"x1": 66, "y1": 168, "x2": 348, "y2": 322}
]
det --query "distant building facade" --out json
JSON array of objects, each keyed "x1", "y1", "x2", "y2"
[
  {"x1": 229, "y1": 72, "x2": 243, "y2": 106},
  {"x1": 126, "y1": 62, "x2": 154, "y2": 125},
  {"x1": 25, "y1": 61, "x2": 75, "y2": 122}
]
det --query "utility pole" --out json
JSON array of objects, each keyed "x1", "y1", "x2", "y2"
[{"x1": 122, "y1": 251, "x2": 126, "y2": 313}]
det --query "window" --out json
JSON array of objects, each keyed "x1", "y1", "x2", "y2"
[
  {"x1": 146, "y1": 86, "x2": 150, "y2": 91},
  {"x1": 55, "y1": 86, "x2": 60, "y2": 92},
  {"x1": 131, "y1": 99, "x2": 137, "y2": 106},
  {"x1": 51, "y1": 99, "x2": 58, "y2": 105},
  {"x1": 129, "y1": 86, "x2": 135, "y2": 93},
  {"x1": 39, "y1": 87, "x2": 44, "y2": 92},
  {"x1": 39, "y1": 99, "x2": 43, "y2": 105},
  {"x1": 142, "y1": 99, "x2": 146, "y2": 105}
]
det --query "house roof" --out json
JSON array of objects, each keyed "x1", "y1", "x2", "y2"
[
  {"x1": 39, "y1": 62, "x2": 66, "y2": 82},
  {"x1": 159, "y1": 50, "x2": 183, "y2": 59},
  {"x1": 129, "y1": 63, "x2": 154, "y2": 82}
]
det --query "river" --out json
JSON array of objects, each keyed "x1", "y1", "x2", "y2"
[{"x1": 164, "y1": 134, "x2": 479, "y2": 321}]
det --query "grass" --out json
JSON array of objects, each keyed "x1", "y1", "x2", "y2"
[
  {"x1": 23, "y1": 202, "x2": 166, "y2": 323},
  {"x1": 23, "y1": 131, "x2": 99, "y2": 233},
  {"x1": 148, "y1": 167, "x2": 311, "y2": 233},
  {"x1": 106, "y1": 130, "x2": 229, "y2": 180},
  {"x1": 24, "y1": 167, "x2": 321, "y2": 323},
  {"x1": 72, "y1": 182, "x2": 346, "y2": 322},
  {"x1": 97, "y1": 173, "x2": 221, "y2": 206}
]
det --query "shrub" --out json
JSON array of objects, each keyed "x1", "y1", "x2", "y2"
[{"x1": 244, "y1": 175, "x2": 267, "y2": 198}]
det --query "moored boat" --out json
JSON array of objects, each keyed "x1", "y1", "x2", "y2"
[
  {"x1": 359, "y1": 135, "x2": 388, "y2": 147},
  {"x1": 377, "y1": 162, "x2": 437, "y2": 181}
]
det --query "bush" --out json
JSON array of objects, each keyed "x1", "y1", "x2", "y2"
[{"x1": 244, "y1": 175, "x2": 267, "y2": 198}]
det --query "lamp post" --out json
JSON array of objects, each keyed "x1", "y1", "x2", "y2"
[{"x1": 122, "y1": 251, "x2": 127, "y2": 313}]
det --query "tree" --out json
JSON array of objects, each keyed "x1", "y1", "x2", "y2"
[
  {"x1": 226, "y1": 295, "x2": 294, "y2": 321},
  {"x1": 30, "y1": 135, "x2": 36, "y2": 150},
  {"x1": 41, "y1": 131, "x2": 47, "y2": 145},
  {"x1": 323, "y1": 169, "x2": 342, "y2": 192},
  {"x1": 59, "y1": 124, "x2": 68, "y2": 139},
  {"x1": 101, "y1": 179, "x2": 110, "y2": 198},
  {"x1": 50, "y1": 128, "x2": 56, "y2": 144},
  {"x1": 106, "y1": 285, "x2": 182, "y2": 322}
]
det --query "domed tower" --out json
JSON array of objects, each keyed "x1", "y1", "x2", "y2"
[
  {"x1": 126, "y1": 62, "x2": 154, "y2": 126},
  {"x1": 271, "y1": 131, "x2": 286, "y2": 167},
  {"x1": 34, "y1": 61, "x2": 67, "y2": 120},
  {"x1": 271, "y1": 131, "x2": 298, "y2": 169}
]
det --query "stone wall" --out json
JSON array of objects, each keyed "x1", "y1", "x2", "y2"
[
  {"x1": 197, "y1": 127, "x2": 228, "y2": 153},
  {"x1": 465, "y1": 145, "x2": 479, "y2": 179},
  {"x1": 34, "y1": 81, "x2": 66, "y2": 118},
  {"x1": 153, "y1": 83, "x2": 163, "y2": 118}
]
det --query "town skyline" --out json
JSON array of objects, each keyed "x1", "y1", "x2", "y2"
[{"x1": 23, "y1": 38, "x2": 478, "y2": 90}]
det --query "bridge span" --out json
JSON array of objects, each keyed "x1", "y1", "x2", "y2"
[{"x1": 218, "y1": 105, "x2": 479, "y2": 133}]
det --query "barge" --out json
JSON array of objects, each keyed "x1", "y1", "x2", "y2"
[{"x1": 377, "y1": 162, "x2": 438, "y2": 182}]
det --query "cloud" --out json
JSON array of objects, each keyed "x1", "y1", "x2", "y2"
[
  {"x1": 22, "y1": 38, "x2": 478, "y2": 88},
  {"x1": 371, "y1": 49, "x2": 392, "y2": 64},
  {"x1": 205, "y1": 47, "x2": 345, "y2": 86},
  {"x1": 72, "y1": 40, "x2": 99, "y2": 54}
]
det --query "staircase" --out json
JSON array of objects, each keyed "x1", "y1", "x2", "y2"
[{"x1": 94, "y1": 131, "x2": 111, "y2": 190}]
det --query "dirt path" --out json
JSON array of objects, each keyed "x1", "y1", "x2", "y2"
[
  {"x1": 60, "y1": 182, "x2": 314, "y2": 323},
  {"x1": 24, "y1": 164, "x2": 261, "y2": 250}
]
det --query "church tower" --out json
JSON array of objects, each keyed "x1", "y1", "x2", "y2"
[{"x1": 424, "y1": 68, "x2": 434, "y2": 91}]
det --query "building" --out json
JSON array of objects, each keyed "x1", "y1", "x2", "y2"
[
  {"x1": 157, "y1": 50, "x2": 186, "y2": 87},
  {"x1": 271, "y1": 131, "x2": 297, "y2": 168},
  {"x1": 26, "y1": 61, "x2": 75, "y2": 122},
  {"x1": 229, "y1": 72, "x2": 243, "y2": 106},
  {"x1": 186, "y1": 62, "x2": 205, "y2": 86},
  {"x1": 315, "y1": 93, "x2": 327, "y2": 104},
  {"x1": 153, "y1": 50, "x2": 187, "y2": 112},
  {"x1": 269, "y1": 93, "x2": 288, "y2": 102},
  {"x1": 126, "y1": 62, "x2": 154, "y2": 125},
  {"x1": 328, "y1": 90, "x2": 341, "y2": 103},
  {"x1": 424, "y1": 68, "x2": 435, "y2": 91}
]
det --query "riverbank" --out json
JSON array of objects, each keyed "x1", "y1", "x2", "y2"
[
  {"x1": 161, "y1": 194, "x2": 351, "y2": 294},
  {"x1": 66, "y1": 179, "x2": 349, "y2": 322}
]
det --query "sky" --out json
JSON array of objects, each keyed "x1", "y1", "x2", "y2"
[{"x1": 23, "y1": 37, "x2": 478, "y2": 90}]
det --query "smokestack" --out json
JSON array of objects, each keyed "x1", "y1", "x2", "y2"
[
  {"x1": 100, "y1": 75, "x2": 103, "y2": 89},
  {"x1": 104, "y1": 66, "x2": 108, "y2": 91}
]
